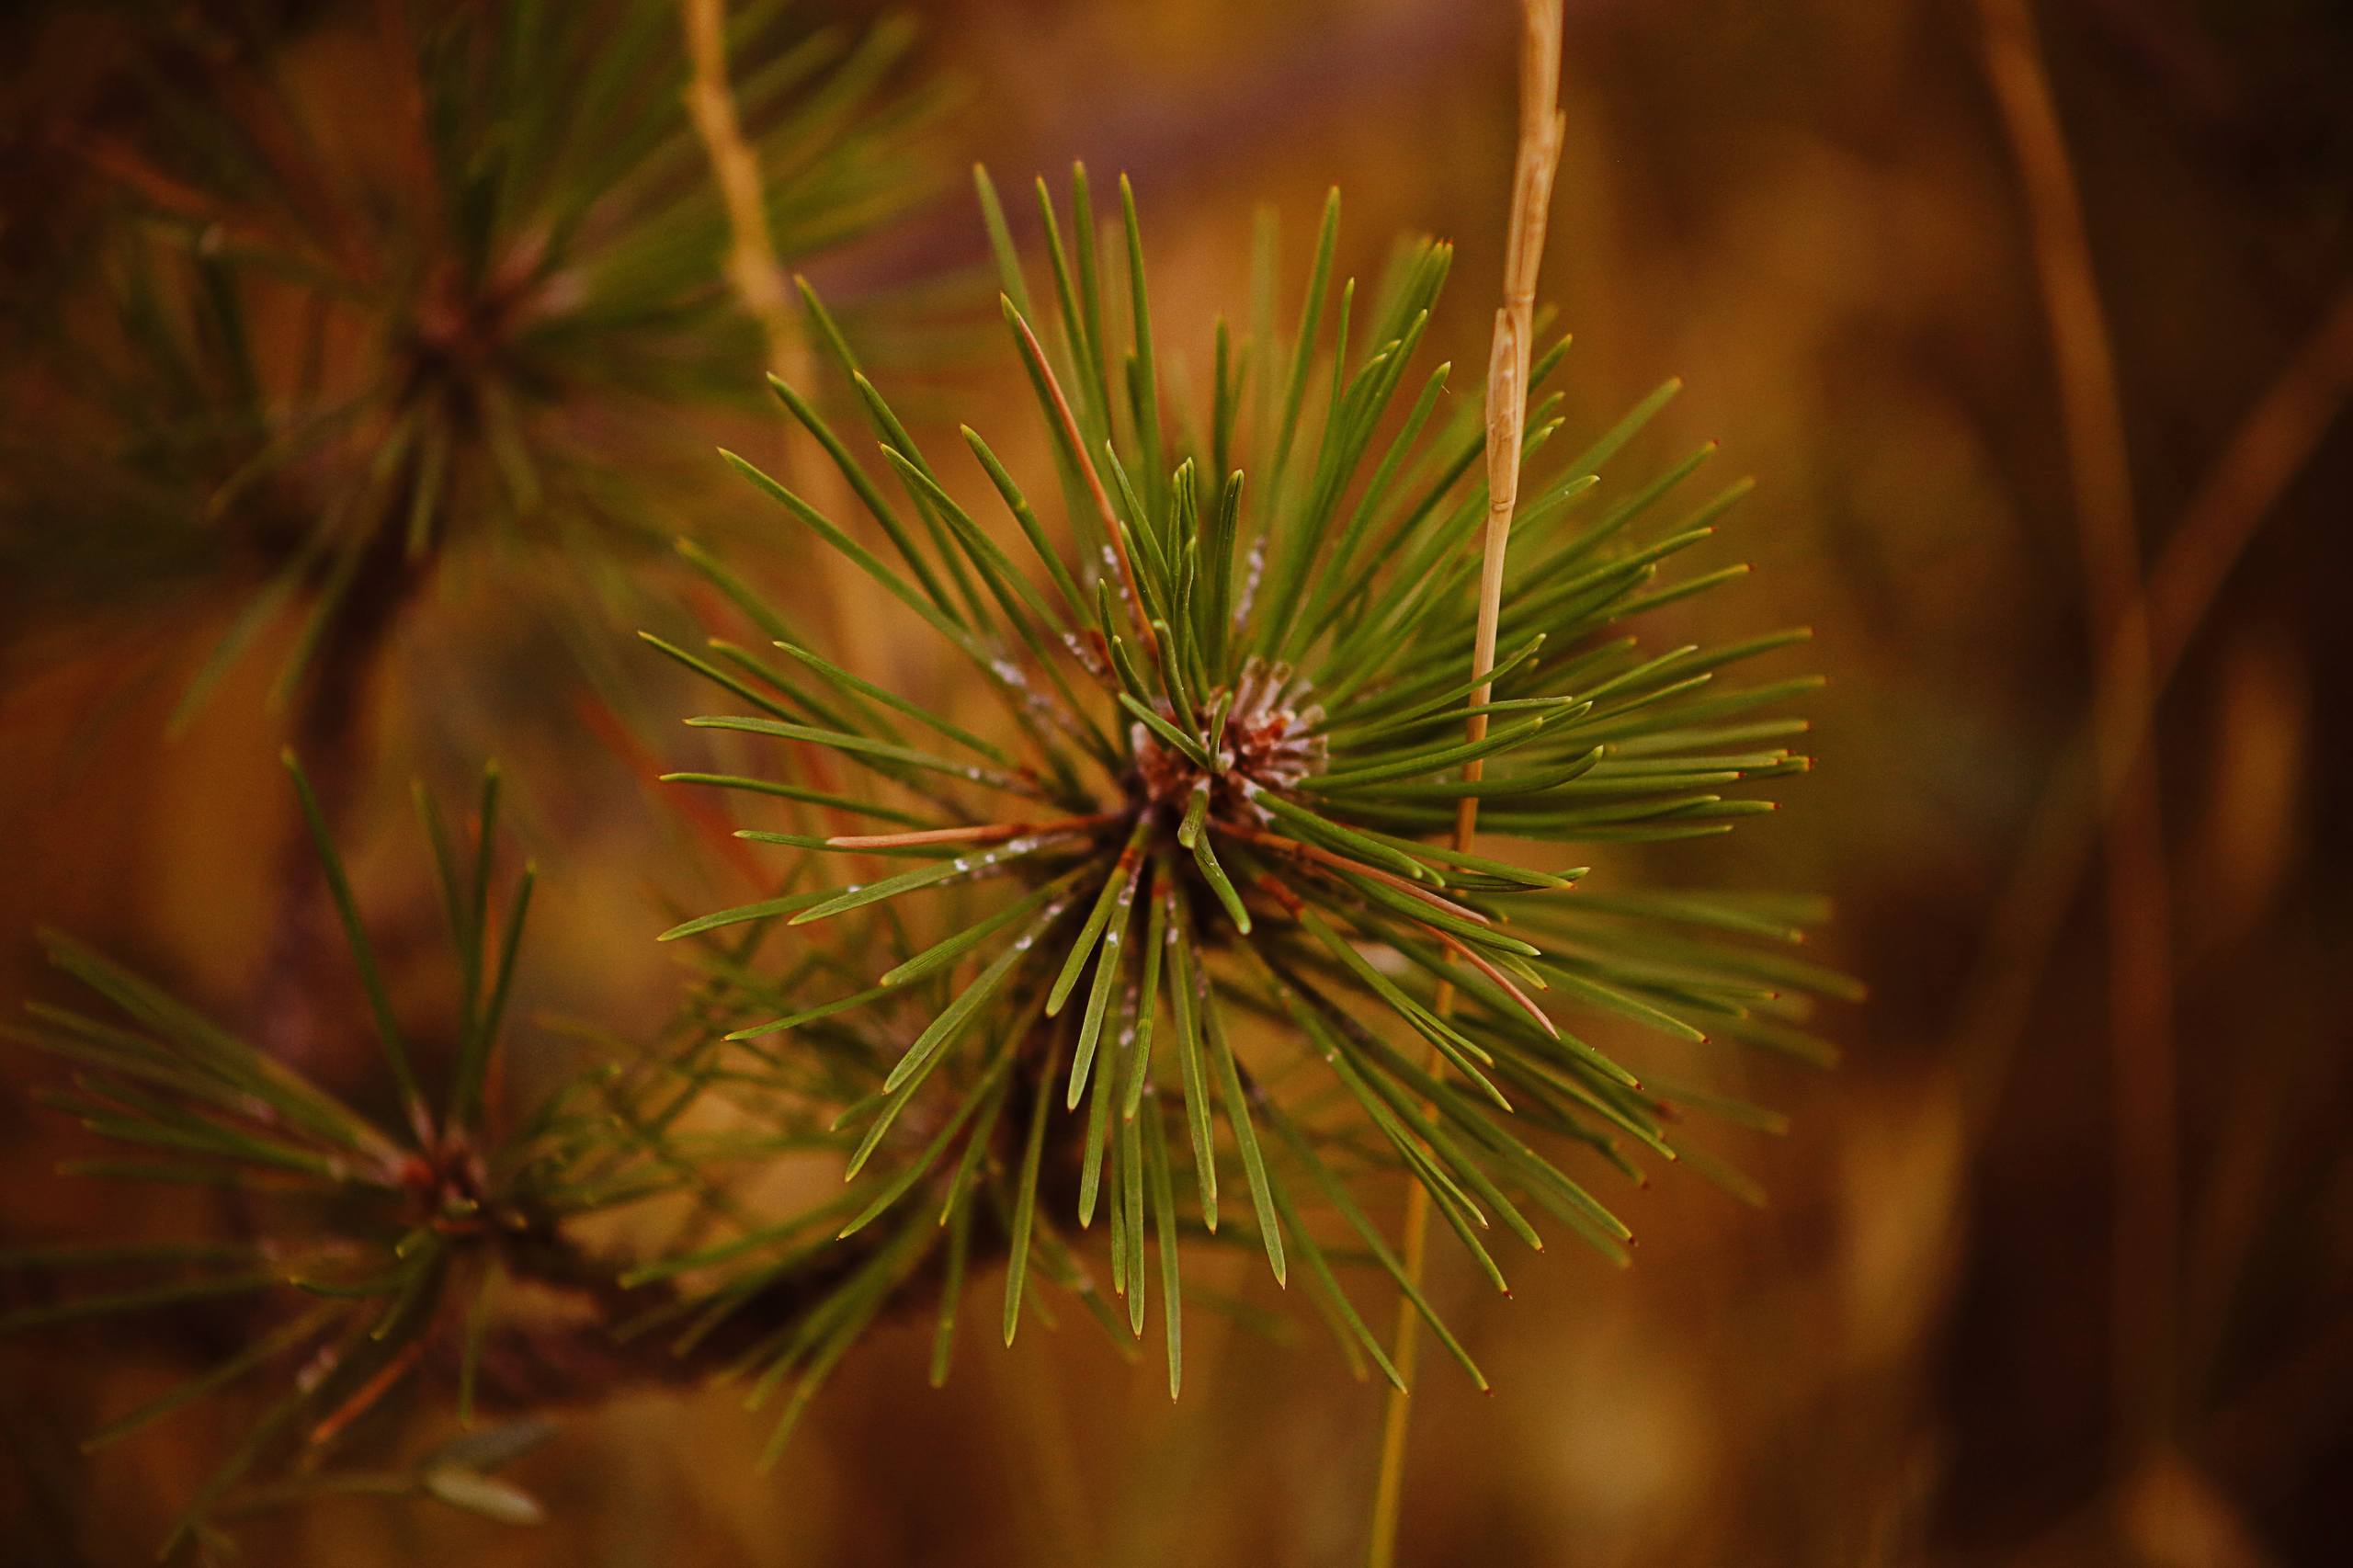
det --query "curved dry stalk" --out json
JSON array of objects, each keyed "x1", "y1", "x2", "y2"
[
  {"x1": 1368, "y1": 2, "x2": 1565, "y2": 1562},
  {"x1": 676, "y1": 0, "x2": 881, "y2": 665},
  {"x1": 680, "y1": 0, "x2": 797, "y2": 363}
]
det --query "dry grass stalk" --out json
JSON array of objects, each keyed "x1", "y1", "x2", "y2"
[
  {"x1": 1367, "y1": 4, "x2": 1565, "y2": 1562},
  {"x1": 677, "y1": 0, "x2": 878, "y2": 667}
]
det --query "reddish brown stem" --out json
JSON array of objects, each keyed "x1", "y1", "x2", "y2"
[
  {"x1": 1222, "y1": 823, "x2": 1492, "y2": 925},
  {"x1": 1005, "y1": 304, "x2": 1160, "y2": 662},
  {"x1": 826, "y1": 812, "x2": 1123, "y2": 850}
]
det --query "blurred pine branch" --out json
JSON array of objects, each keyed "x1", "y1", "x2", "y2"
[
  {"x1": 4, "y1": 167, "x2": 1847, "y2": 1559},
  {"x1": 0, "y1": 0, "x2": 943, "y2": 747},
  {"x1": 0, "y1": 13, "x2": 1859, "y2": 1561}
]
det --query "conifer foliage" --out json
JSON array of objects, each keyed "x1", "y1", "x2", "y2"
[
  {"x1": 650, "y1": 168, "x2": 1848, "y2": 1414},
  {"x1": 4, "y1": 165, "x2": 1847, "y2": 1554},
  {"x1": 3, "y1": 0, "x2": 935, "y2": 725}
]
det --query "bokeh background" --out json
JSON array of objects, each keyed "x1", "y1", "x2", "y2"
[{"x1": 4, "y1": 1, "x2": 2349, "y2": 1563}]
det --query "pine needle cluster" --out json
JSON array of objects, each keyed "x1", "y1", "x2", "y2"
[
  {"x1": 4, "y1": 761, "x2": 561, "y2": 1556},
  {"x1": 2, "y1": 167, "x2": 1849, "y2": 1552},
  {"x1": 646, "y1": 168, "x2": 1851, "y2": 1418}
]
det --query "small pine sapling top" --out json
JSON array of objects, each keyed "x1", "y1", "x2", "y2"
[
  {"x1": 650, "y1": 167, "x2": 1854, "y2": 1423},
  {"x1": 3, "y1": 168, "x2": 1854, "y2": 1555}
]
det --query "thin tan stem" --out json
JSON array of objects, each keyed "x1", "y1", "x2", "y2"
[
  {"x1": 677, "y1": 0, "x2": 872, "y2": 656},
  {"x1": 1368, "y1": 4, "x2": 1563, "y2": 1563},
  {"x1": 681, "y1": 0, "x2": 796, "y2": 368},
  {"x1": 1978, "y1": 0, "x2": 2177, "y2": 1466},
  {"x1": 675, "y1": 0, "x2": 904, "y2": 896}
]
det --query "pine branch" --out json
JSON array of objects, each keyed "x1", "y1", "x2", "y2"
[
  {"x1": 636, "y1": 153, "x2": 1838, "y2": 1478},
  {"x1": 2, "y1": 760, "x2": 1090, "y2": 1551},
  {"x1": 8, "y1": 103, "x2": 1846, "y2": 1562}
]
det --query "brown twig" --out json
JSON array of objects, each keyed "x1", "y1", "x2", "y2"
[{"x1": 1368, "y1": 3, "x2": 1564, "y2": 1562}]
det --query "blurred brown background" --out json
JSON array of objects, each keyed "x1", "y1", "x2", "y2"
[{"x1": 4, "y1": 0, "x2": 2349, "y2": 1563}]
